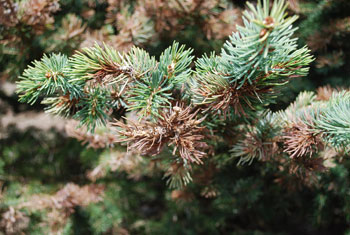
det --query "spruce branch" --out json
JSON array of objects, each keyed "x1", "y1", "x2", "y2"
[
  {"x1": 190, "y1": 0, "x2": 313, "y2": 119},
  {"x1": 277, "y1": 91, "x2": 350, "y2": 152},
  {"x1": 14, "y1": 0, "x2": 323, "y2": 190},
  {"x1": 16, "y1": 53, "x2": 79, "y2": 104},
  {"x1": 313, "y1": 92, "x2": 350, "y2": 149},
  {"x1": 231, "y1": 89, "x2": 350, "y2": 169}
]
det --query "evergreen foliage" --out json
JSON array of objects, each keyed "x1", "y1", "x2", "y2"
[{"x1": 2, "y1": 0, "x2": 350, "y2": 234}]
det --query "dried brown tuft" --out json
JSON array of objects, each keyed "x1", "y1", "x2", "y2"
[
  {"x1": 114, "y1": 105, "x2": 208, "y2": 164},
  {"x1": 21, "y1": 0, "x2": 60, "y2": 33},
  {"x1": 0, "y1": 0, "x2": 19, "y2": 27},
  {"x1": 0, "y1": 207, "x2": 30, "y2": 235},
  {"x1": 315, "y1": 85, "x2": 338, "y2": 101},
  {"x1": 106, "y1": 0, "x2": 241, "y2": 42},
  {"x1": 203, "y1": 7, "x2": 242, "y2": 40},
  {"x1": 283, "y1": 121, "x2": 322, "y2": 158},
  {"x1": 80, "y1": 27, "x2": 112, "y2": 49},
  {"x1": 60, "y1": 14, "x2": 86, "y2": 41},
  {"x1": 1, "y1": 0, "x2": 59, "y2": 47}
]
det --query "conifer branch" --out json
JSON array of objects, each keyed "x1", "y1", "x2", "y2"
[
  {"x1": 190, "y1": 0, "x2": 313, "y2": 119},
  {"x1": 15, "y1": 0, "x2": 317, "y2": 188}
]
